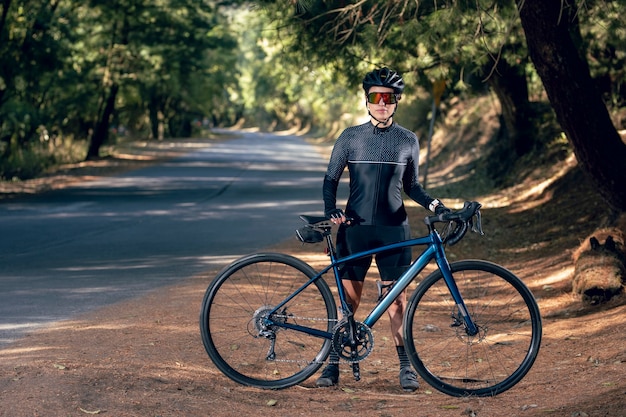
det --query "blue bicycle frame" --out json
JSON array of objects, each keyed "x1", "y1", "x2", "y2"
[{"x1": 266, "y1": 227, "x2": 479, "y2": 338}]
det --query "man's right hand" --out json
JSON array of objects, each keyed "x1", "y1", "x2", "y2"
[{"x1": 326, "y1": 208, "x2": 347, "y2": 224}]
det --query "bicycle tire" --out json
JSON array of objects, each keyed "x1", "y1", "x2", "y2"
[
  {"x1": 404, "y1": 260, "x2": 542, "y2": 397},
  {"x1": 200, "y1": 253, "x2": 337, "y2": 389}
]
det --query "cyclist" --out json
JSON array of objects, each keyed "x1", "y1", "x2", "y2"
[{"x1": 317, "y1": 67, "x2": 450, "y2": 392}]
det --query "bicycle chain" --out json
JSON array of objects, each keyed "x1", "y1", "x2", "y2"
[{"x1": 272, "y1": 313, "x2": 339, "y2": 323}]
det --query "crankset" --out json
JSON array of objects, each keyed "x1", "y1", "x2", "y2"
[{"x1": 331, "y1": 320, "x2": 374, "y2": 380}]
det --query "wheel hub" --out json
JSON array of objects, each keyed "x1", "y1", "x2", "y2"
[{"x1": 249, "y1": 305, "x2": 286, "y2": 336}]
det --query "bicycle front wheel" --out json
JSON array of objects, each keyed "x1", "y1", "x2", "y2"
[
  {"x1": 200, "y1": 253, "x2": 337, "y2": 389},
  {"x1": 404, "y1": 260, "x2": 542, "y2": 397}
]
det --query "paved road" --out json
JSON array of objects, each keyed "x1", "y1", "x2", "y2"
[{"x1": 0, "y1": 131, "x2": 339, "y2": 346}]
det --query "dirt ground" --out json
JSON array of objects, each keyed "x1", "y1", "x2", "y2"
[{"x1": 0, "y1": 136, "x2": 625, "y2": 417}]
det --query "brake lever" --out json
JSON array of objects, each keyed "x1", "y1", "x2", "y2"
[{"x1": 470, "y1": 209, "x2": 485, "y2": 236}]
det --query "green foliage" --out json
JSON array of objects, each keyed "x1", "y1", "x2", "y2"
[
  {"x1": 229, "y1": 6, "x2": 363, "y2": 133},
  {"x1": 0, "y1": 143, "x2": 52, "y2": 180},
  {"x1": 577, "y1": 0, "x2": 626, "y2": 127},
  {"x1": 263, "y1": 0, "x2": 528, "y2": 100},
  {"x1": 1, "y1": 0, "x2": 240, "y2": 171},
  {"x1": 0, "y1": 130, "x2": 86, "y2": 180},
  {"x1": 2, "y1": 0, "x2": 625, "y2": 179}
]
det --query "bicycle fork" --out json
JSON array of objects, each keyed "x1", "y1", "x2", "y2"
[{"x1": 436, "y1": 253, "x2": 479, "y2": 336}]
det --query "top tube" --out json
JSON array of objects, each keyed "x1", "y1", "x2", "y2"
[{"x1": 318, "y1": 233, "x2": 436, "y2": 277}]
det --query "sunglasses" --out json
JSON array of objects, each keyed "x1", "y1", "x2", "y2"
[{"x1": 367, "y1": 92, "x2": 398, "y2": 104}]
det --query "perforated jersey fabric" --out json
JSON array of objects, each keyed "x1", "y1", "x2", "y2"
[{"x1": 323, "y1": 122, "x2": 435, "y2": 226}]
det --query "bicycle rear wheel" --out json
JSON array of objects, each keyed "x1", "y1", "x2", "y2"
[
  {"x1": 404, "y1": 260, "x2": 542, "y2": 397},
  {"x1": 200, "y1": 253, "x2": 336, "y2": 389}
]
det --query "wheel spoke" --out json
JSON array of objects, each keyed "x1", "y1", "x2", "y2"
[
  {"x1": 405, "y1": 260, "x2": 542, "y2": 397},
  {"x1": 200, "y1": 254, "x2": 336, "y2": 389}
]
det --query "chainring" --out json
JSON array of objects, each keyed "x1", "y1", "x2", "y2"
[{"x1": 331, "y1": 320, "x2": 374, "y2": 362}]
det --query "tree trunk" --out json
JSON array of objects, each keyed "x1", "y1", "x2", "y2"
[
  {"x1": 517, "y1": 0, "x2": 626, "y2": 211},
  {"x1": 483, "y1": 55, "x2": 537, "y2": 183},
  {"x1": 149, "y1": 95, "x2": 159, "y2": 140},
  {"x1": 485, "y1": 56, "x2": 533, "y2": 157},
  {"x1": 86, "y1": 84, "x2": 118, "y2": 160},
  {"x1": 0, "y1": 0, "x2": 13, "y2": 101},
  {"x1": 0, "y1": 0, "x2": 11, "y2": 37}
]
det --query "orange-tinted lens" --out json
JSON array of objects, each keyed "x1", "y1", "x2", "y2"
[{"x1": 367, "y1": 92, "x2": 397, "y2": 104}]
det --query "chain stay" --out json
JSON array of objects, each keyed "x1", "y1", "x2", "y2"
[{"x1": 267, "y1": 314, "x2": 372, "y2": 365}]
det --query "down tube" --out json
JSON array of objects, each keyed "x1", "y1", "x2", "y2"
[{"x1": 363, "y1": 245, "x2": 437, "y2": 328}]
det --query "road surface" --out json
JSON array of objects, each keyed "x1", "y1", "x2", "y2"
[{"x1": 0, "y1": 131, "x2": 339, "y2": 346}]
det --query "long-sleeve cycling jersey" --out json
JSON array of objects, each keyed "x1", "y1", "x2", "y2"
[{"x1": 323, "y1": 122, "x2": 435, "y2": 226}]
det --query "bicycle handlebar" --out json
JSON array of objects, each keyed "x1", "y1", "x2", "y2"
[
  {"x1": 298, "y1": 200, "x2": 484, "y2": 246},
  {"x1": 424, "y1": 201, "x2": 484, "y2": 245}
]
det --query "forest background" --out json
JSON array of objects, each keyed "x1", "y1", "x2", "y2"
[{"x1": 1, "y1": 0, "x2": 625, "y2": 216}]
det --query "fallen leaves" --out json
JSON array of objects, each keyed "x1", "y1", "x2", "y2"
[{"x1": 79, "y1": 408, "x2": 102, "y2": 414}]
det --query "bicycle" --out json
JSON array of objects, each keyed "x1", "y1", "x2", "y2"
[{"x1": 199, "y1": 201, "x2": 542, "y2": 397}]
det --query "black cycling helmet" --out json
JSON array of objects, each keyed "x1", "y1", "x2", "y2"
[{"x1": 362, "y1": 67, "x2": 405, "y2": 94}]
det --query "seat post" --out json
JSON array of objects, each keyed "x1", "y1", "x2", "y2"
[{"x1": 324, "y1": 231, "x2": 337, "y2": 260}]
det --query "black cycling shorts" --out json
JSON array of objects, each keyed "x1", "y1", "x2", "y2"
[{"x1": 336, "y1": 224, "x2": 411, "y2": 282}]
